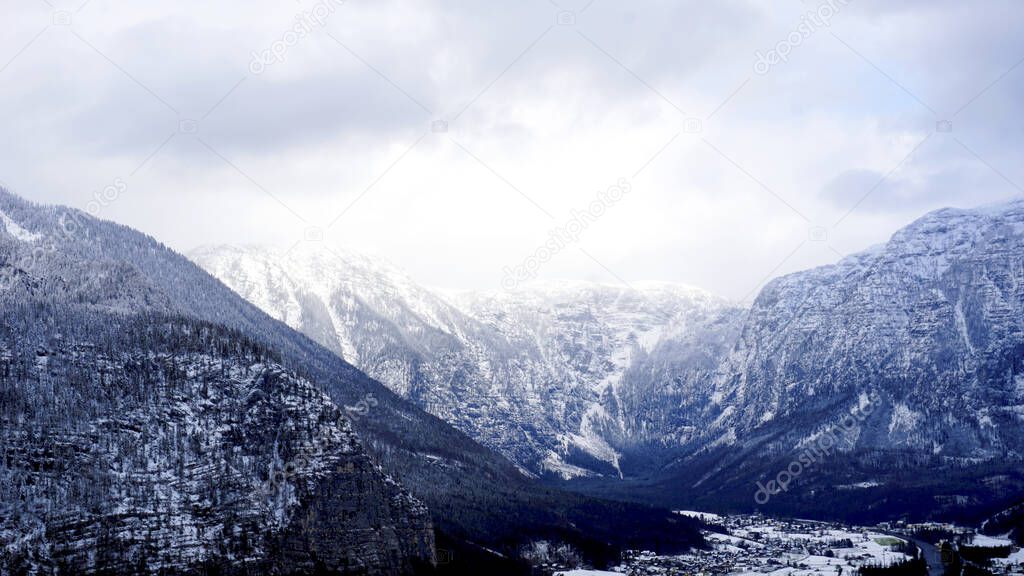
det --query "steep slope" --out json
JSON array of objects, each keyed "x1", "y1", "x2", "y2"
[
  {"x1": 188, "y1": 197, "x2": 1024, "y2": 524},
  {"x1": 0, "y1": 307, "x2": 434, "y2": 575},
  {"x1": 981, "y1": 497, "x2": 1024, "y2": 545},
  {"x1": 710, "y1": 199, "x2": 1024, "y2": 453},
  {"x1": 456, "y1": 282, "x2": 744, "y2": 477},
  {"x1": 190, "y1": 245, "x2": 743, "y2": 478},
  {"x1": 0, "y1": 188, "x2": 704, "y2": 569},
  {"x1": 620, "y1": 198, "x2": 1024, "y2": 522}
]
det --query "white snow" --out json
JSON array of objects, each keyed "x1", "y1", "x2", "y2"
[
  {"x1": 676, "y1": 510, "x2": 723, "y2": 522},
  {"x1": 954, "y1": 298, "x2": 976, "y2": 354},
  {"x1": 541, "y1": 452, "x2": 596, "y2": 480},
  {"x1": 835, "y1": 481, "x2": 883, "y2": 489},
  {"x1": 971, "y1": 533, "x2": 1013, "y2": 547},
  {"x1": 888, "y1": 403, "x2": 924, "y2": 435},
  {"x1": 0, "y1": 208, "x2": 41, "y2": 242},
  {"x1": 994, "y1": 547, "x2": 1024, "y2": 569}
]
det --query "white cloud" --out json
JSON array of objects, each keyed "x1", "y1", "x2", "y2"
[{"x1": 1, "y1": 0, "x2": 1022, "y2": 299}]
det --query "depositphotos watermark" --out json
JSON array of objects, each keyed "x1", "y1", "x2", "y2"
[
  {"x1": 249, "y1": 0, "x2": 345, "y2": 75},
  {"x1": 0, "y1": 176, "x2": 122, "y2": 291},
  {"x1": 85, "y1": 178, "x2": 127, "y2": 216},
  {"x1": 0, "y1": 177, "x2": 122, "y2": 292},
  {"x1": 754, "y1": 390, "x2": 881, "y2": 505},
  {"x1": 753, "y1": 0, "x2": 850, "y2": 76},
  {"x1": 501, "y1": 178, "x2": 632, "y2": 289},
  {"x1": 344, "y1": 393, "x2": 378, "y2": 419},
  {"x1": 0, "y1": 210, "x2": 89, "y2": 291}
]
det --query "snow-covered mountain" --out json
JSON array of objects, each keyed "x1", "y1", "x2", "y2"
[
  {"x1": 455, "y1": 282, "x2": 743, "y2": 477},
  {"x1": 640, "y1": 198, "x2": 1024, "y2": 521},
  {"x1": 0, "y1": 188, "x2": 705, "y2": 571},
  {"x1": 0, "y1": 312, "x2": 434, "y2": 574},
  {"x1": 191, "y1": 244, "x2": 744, "y2": 479},
  {"x1": 192, "y1": 198, "x2": 1024, "y2": 524},
  {"x1": 707, "y1": 199, "x2": 1024, "y2": 455},
  {"x1": 0, "y1": 193, "x2": 437, "y2": 573}
]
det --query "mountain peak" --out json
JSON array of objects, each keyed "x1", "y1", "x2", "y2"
[{"x1": 192, "y1": 242, "x2": 745, "y2": 479}]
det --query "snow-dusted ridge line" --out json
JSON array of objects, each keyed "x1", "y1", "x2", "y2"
[
  {"x1": 190, "y1": 242, "x2": 744, "y2": 478},
  {"x1": 191, "y1": 196, "x2": 1024, "y2": 489},
  {"x1": 703, "y1": 194, "x2": 1024, "y2": 465}
]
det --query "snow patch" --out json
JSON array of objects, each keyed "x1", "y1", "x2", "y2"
[
  {"x1": 888, "y1": 402, "x2": 924, "y2": 435},
  {"x1": 835, "y1": 480, "x2": 883, "y2": 489},
  {"x1": 541, "y1": 452, "x2": 596, "y2": 480},
  {"x1": 0, "y1": 209, "x2": 41, "y2": 242},
  {"x1": 971, "y1": 533, "x2": 1013, "y2": 547},
  {"x1": 676, "y1": 510, "x2": 722, "y2": 522}
]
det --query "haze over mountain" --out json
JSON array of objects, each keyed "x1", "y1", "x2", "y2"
[
  {"x1": 5, "y1": 0, "x2": 1024, "y2": 572},
  {"x1": 191, "y1": 244, "x2": 745, "y2": 479},
  {"x1": 665, "y1": 198, "x2": 1024, "y2": 521},
  {"x1": 195, "y1": 197, "x2": 1024, "y2": 525},
  {"x1": 0, "y1": 188, "x2": 703, "y2": 574}
]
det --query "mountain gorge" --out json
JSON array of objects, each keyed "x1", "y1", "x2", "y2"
[
  {"x1": 194, "y1": 199, "x2": 1024, "y2": 524},
  {"x1": 3, "y1": 183, "x2": 1023, "y2": 573},
  {"x1": 656, "y1": 199, "x2": 1024, "y2": 521},
  {"x1": 0, "y1": 189, "x2": 704, "y2": 574},
  {"x1": 191, "y1": 245, "x2": 745, "y2": 479}
]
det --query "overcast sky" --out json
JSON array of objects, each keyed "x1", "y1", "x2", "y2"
[{"x1": 2, "y1": 0, "x2": 1022, "y2": 299}]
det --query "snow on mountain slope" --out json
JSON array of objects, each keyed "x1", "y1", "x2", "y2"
[
  {"x1": 0, "y1": 208, "x2": 41, "y2": 243},
  {"x1": 570, "y1": 199, "x2": 1024, "y2": 522},
  {"x1": 0, "y1": 188, "x2": 707, "y2": 567},
  {"x1": 704, "y1": 198, "x2": 1024, "y2": 460},
  {"x1": 193, "y1": 197, "x2": 1024, "y2": 509},
  {"x1": 456, "y1": 282, "x2": 742, "y2": 476},
  {"x1": 192, "y1": 245, "x2": 743, "y2": 478},
  {"x1": 0, "y1": 310, "x2": 434, "y2": 575},
  {"x1": 189, "y1": 244, "x2": 472, "y2": 386}
]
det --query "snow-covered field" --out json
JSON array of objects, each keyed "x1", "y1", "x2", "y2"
[
  {"x1": 562, "y1": 513, "x2": 919, "y2": 576},
  {"x1": 995, "y1": 548, "x2": 1024, "y2": 571},
  {"x1": 677, "y1": 510, "x2": 724, "y2": 523},
  {"x1": 554, "y1": 512, "x2": 1024, "y2": 575},
  {"x1": 971, "y1": 533, "x2": 1014, "y2": 547}
]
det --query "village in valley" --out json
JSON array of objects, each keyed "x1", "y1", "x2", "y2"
[{"x1": 556, "y1": 511, "x2": 1024, "y2": 576}]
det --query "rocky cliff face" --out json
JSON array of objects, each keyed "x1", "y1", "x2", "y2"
[
  {"x1": 1, "y1": 187, "x2": 706, "y2": 570},
  {"x1": 624, "y1": 200, "x2": 1024, "y2": 522},
  {"x1": 192, "y1": 198, "x2": 1024, "y2": 523},
  {"x1": 0, "y1": 311, "x2": 434, "y2": 575},
  {"x1": 191, "y1": 244, "x2": 743, "y2": 479},
  {"x1": 455, "y1": 283, "x2": 743, "y2": 477},
  {"x1": 706, "y1": 199, "x2": 1024, "y2": 459}
]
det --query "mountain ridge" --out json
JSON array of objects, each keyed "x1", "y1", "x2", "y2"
[
  {"x1": 0, "y1": 186, "x2": 705, "y2": 572},
  {"x1": 193, "y1": 196, "x2": 1024, "y2": 524},
  {"x1": 190, "y1": 241, "x2": 742, "y2": 479},
  {"x1": 629, "y1": 196, "x2": 1024, "y2": 522}
]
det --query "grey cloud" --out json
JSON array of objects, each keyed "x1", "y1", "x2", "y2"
[{"x1": 2, "y1": 0, "x2": 1023, "y2": 296}]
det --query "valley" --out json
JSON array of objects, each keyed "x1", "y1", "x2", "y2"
[
  {"x1": 194, "y1": 199, "x2": 1024, "y2": 525},
  {"x1": 3, "y1": 188, "x2": 1024, "y2": 573},
  {"x1": 3, "y1": 0, "x2": 1021, "y2": 572},
  {"x1": 555, "y1": 512, "x2": 1024, "y2": 576}
]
